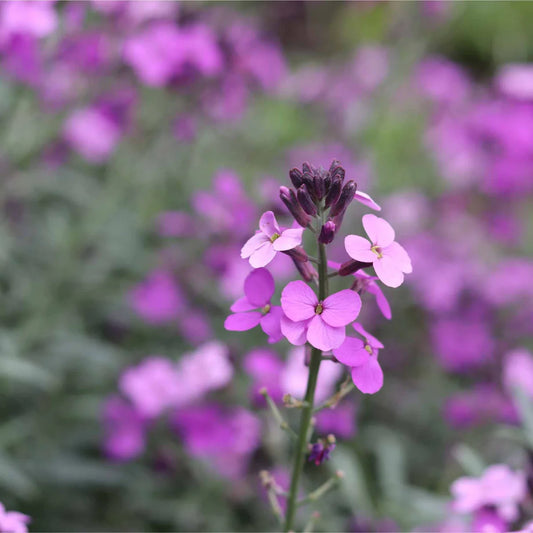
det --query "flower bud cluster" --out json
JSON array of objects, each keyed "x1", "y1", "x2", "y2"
[{"x1": 280, "y1": 160, "x2": 357, "y2": 242}]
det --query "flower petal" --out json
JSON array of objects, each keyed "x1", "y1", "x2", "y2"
[
  {"x1": 249, "y1": 242, "x2": 276, "y2": 268},
  {"x1": 224, "y1": 312, "x2": 262, "y2": 331},
  {"x1": 383, "y1": 241, "x2": 413, "y2": 273},
  {"x1": 332, "y1": 337, "x2": 369, "y2": 367},
  {"x1": 260, "y1": 306, "x2": 283, "y2": 343},
  {"x1": 272, "y1": 228, "x2": 304, "y2": 251},
  {"x1": 373, "y1": 255, "x2": 404, "y2": 288},
  {"x1": 322, "y1": 289, "x2": 362, "y2": 327},
  {"x1": 362, "y1": 214, "x2": 395, "y2": 247},
  {"x1": 244, "y1": 268, "x2": 275, "y2": 307},
  {"x1": 259, "y1": 211, "x2": 280, "y2": 238},
  {"x1": 365, "y1": 282, "x2": 392, "y2": 320},
  {"x1": 241, "y1": 232, "x2": 269, "y2": 259},
  {"x1": 351, "y1": 357, "x2": 383, "y2": 394},
  {"x1": 306, "y1": 315, "x2": 345, "y2": 351},
  {"x1": 281, "y1": 280, "x2": 317, "y2": 321},
  {"x1": 352, "y1": 323, "x2": 384, "y2": 349},
  {"x1": 230, "y1": 296, "x2": 256, "y2": 312},
  {"x1": 344, "y1": 235, "x2": 375, "y2": 263},
  {"x1": 280, "y1": 315, "x2": 309, "y2": 345},
  {"x1": 354, "y1": 191, "x2": 382, "y2": 211}
]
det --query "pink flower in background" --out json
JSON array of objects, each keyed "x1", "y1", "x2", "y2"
[
  {"x1": 0, "y1": 0, "x2": 57, "y2": 40},
  {"x1": 63, "y1": 107, "x2": 121, "y2": 163},
  {"x1": 225, "y1": 268, "x2": 283, "y2": 343},
  {"x1": 451, "y1": 464, "x2": 526, "y2": 523},
  {"x1": 0, "y1": 502, "x2": 30, "y2": 533},
  {"x1": 503, "y1": 348, "x2": 533, "y2": 398},
  {"x1": 354, "y1": 190, "x2": 381, "y2": 211},
  {"x1": 280, "y1": 280, "x2": 361, "y2": 351},
  {"x1": 129, "y1": 269, "x2": 184, "y2": 325},
  {"x1": 156, "y1": 211, "x2": 194, "y2": 237},
  {"x1": 103, "y1": 396, "x2": 147, "y2": 461},
  {"x1": 333, "y1": 323, "x2": 384, "y2": 394},
  {"x1": 496, "y1": 64, "x2": 533, "y2": 100},
  {"x1": 345, "y1": 214, "x2": 412, "y2": 288},
  {"x1": 241, "y1": 211, "x2": 304, "y2": 268}
]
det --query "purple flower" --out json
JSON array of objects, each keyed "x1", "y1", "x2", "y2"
[
  {"x1": 102, "y1": 396, "x2": 147, "y2": 461},
  {"x1": 333, "y1": 323, "x2": 384, "y2": 394},
  {"x1": 63, "y1": 107, "x2": 121, "y2": 163},
  {"x1": 451, "y1": 465, "x2": 526, "y2": 523},
  {"x1": 280, "y1": 281, "x2": 361, "y2": 351},
  {"x1": 128, "y1": 269, "x2": 184, "y2": 325},
  {"x1": 241, "y1": 211, "x2": 304, "y2": 268},
  {"x1": 316, "y1": 401, "x2": 357, "y2": 439},
  {"x1": 0, "y1": 0, "x2": 57, "y2": 40},
  {"x1": 345, "y1": 214, "x2": 412, "y2": 288},
  {"x1": 503, "y1": 348, "x2": 533, "y2": 398},
  {"x1": 0, "y1": 502, "x2": 30, "y2": 533},
  {"x1": 353, "y1": 190, "x2": 381, "y2": 211},
  {"x1": 496, "y1": 63, "x2": 533, "y2": 100},
  {"x1": 308, "y1": 439, "x2": 335, "y2": 465},
  {"x1": 224, "y1": 268, "x2": 283, "y2": 343}
]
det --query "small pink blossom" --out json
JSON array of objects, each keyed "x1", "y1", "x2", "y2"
[
  {"x1": 345, "y1": 214, "x2": 412, "y2": 288},
  {"x1": 503, "y1": 348, "x2": 533, "y2": 398},
  {"x1": 354, "y1": 190, "x2": 381, "y2": 211},
  {"x1": 241, "y1": 211, "x2": 304, "y2": 268},
  {"x1": 451, "y1": 464, "x2": 527, "y2": 523},
  {"x1": 280, "y1": 281, "x2": 361, "y2": 351},
  {"x1": 224, "y1": 268, "x2": 282, "y2": 343},
  {"x1": 0, "y1": 502, "x2": 30, "y2": 533},
  {"x1": 333, "y1": 323, "x2": 384, "y2": 394}
]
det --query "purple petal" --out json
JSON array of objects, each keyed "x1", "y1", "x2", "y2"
[
  {"x1": 351, "y1": 358, "x2": 383, "y2": 394},
  {"x1": 241, "y1": 232, "x2": 269, "y2": 259},
  {"x1": 366, "y1": 282, "x2": 392, "y2": 320},
  {"x1": 272, "y1": 227, "x2": 304, "y2": 251},
  {"x1": 224, "y1": 312, "x2": 262, "y2": 331},
  {"x1": 259, "y1": 211, "x2": 280, "y2": 238},
  {"x1": 344, "y1": 235, "x2": 375, "y2": 263},
  {"x1": 280, "y1": 315, "x2": 309, "y2": 345},
  {"x1": 281, "y1": 280, "x2": 317, "y2": 321},
  {"x1": 383, "y1": 241, "x2": 413, "y2": 273},
  {"x1": 306, "y1": 315, "x2": 345, "y2": 351},
  {"x1": 352, "y1": 323, "x2": 384, "y2": 349},
  {"x1": 374, "y1": 255, "x2": 404, "y2": 288},
  {"x1": 260, "y1": 306, "x2": 283, "y2": 343},
  {"x1": 244, "y1": 268, "x2": 275, "y2": 307},
  {"x1": 322, "y1": 289, "x2": 362, "y2": 327},
  {"x1": 354, "y1": 191, "x2": 382, "y2": 211},
  {"x1": 230, "y1": 296, "x2": 256, "y2": 312},
  {"x1": 249, "y1": 242, "x2": 276, "y2": 268},
  {"x1": 362, "y1": 214, "x2": 395, "y2": 247},
  {"x1": 332, "y1": 337, "x2": 369, "y2": 367}
]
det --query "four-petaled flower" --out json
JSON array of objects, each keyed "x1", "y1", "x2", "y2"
[
  {"x1": 333, "y1": 323, "x2": 384, "y2": 394},
  {"x1": 345, "y1": 214, "x2": 412, "y2": 288},
  {"x1": 280, "y1": 281, "x2": 361, "y2": 351},
  {"x1": 224, "y1": 268, "x2": 283, "y2": 343},
  {"x1": 241, "y1": 211, "x2": 304, "y2": 268}
]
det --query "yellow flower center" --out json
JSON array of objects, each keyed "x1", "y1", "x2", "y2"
[
  {"x1": 371, "y1": 245, "x2": 383, "y2": 258},
  {"x1": 315, "y1": 303, "x2": 323, "y2": 314},
  {"x1": 364, "y1": 343, "x2": 373, "y2": 354},
  {"x1": 270, "y1": 233, "x2": 280, "y2": 243},
  {"x1": 261, "y1": 304, "x2": 271, "y2": 315}
]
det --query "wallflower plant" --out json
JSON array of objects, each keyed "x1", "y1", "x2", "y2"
[{"x1": 225, "y1": 160, "x2": 412, "y2": 531}]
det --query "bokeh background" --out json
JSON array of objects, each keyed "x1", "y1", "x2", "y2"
[{"x1": 0, "y1": 1, "x2": 532, "y2": 531}]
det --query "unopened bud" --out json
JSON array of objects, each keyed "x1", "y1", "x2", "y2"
[
  {"x1": 302, "y1": 162, "x2": 313, "y2": 174},
  {"x1": 318, "y1": 220, "x2": 336, "y2": 244},
  {"x1": 329, "y1": 161, "x2": 345, "y2": 183},
  {"x1": 339, "y1": 259, "x2": 373, "y2": 276},
  {"x1": 330, "y1": 180, "x2": 357, "y2": 218},
  {"x1": 313, "y1": 171, "x2": 326, "y2": 200},
  {"x1": 292, "y1": 257, "x2": 318, "y2": 282},
  {"x1": 289, "y1": 168, "x2": 303, "y2": 188},
  {"x1": 284, "y1": 245, "x2": 308, "y2": 263},
  {"x1": 325, "y1": 176, "x2": 342, "y2": 208},
  {"x1": 280, "y1": 186, "x2": 311, "y2": 227},
  {"x1": 297, "y1": 185, "x2": 317, "y2": 216}
]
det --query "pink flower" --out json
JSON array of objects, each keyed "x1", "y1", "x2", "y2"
[
  {"x1": 241, "y1": 211, "x2": 304, "y2": 268},
  {"x1": 333, "y1": 323, "x2": 384, "y2": 394},
  {"x1": 503, "y1": 348, "x2": 533, "y2": 398},
  {"x1": 345, "y1": 214, "x2": 412, "y2": 288},
  {"x1": 0, "y1": 502, "x2": 30, "y2": 533},
  {"x1": 224, "y1": 268, "x2": 282, "y2": 343},
  {"x1": 354, "y1": 190, "x2": 381, "y2": 211},
  {"x1": 280, "y1": 281, "x2": 361, "y2": 351},
  {"x1": 0, "y1": 0, "x2": 57, "y2": 40}
]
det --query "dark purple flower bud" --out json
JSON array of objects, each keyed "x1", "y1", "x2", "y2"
[
  {"x1": 329, "y1": 162, "x2": 345, "y2": 183},
  {"x1": 324, "y1": 176, "x2": 342, "y2": 208},
  {"x1": 313, "y1": 171, "x2": 326, "y2": 200},
  {"x1": 297, "y1": 185, "x2": 317, "y2": 216},
  {"x1": 280, "y1": 186, "x2": 311, "y2": 227},
  {"x1": 318, "y1": 220, "x2": 336, "y2": 244},
  {"x1": 284, "y1": 245, "x2": 308, "y2": 263},
  {"x1": 287, "y1": 250, "x2": 317, "y2": 282},
  {"x1": 308, "y1": 435, "x2": 336, "y2": 465},
  {"x1": 289, "y1": 168, "x2": 303, "y2": 188},
  {"x1": 302, "y1": 162, "x2": 312, "y2": 174},
  {"x1": 338, "y1": 259, "x2": 373, "y2": 276},
  {"x1": 301, "y1": 171, "x2": 315, "y2": 193},
  {"x1": 329, "y1": 180, "x2": 357, "y2": 218}
]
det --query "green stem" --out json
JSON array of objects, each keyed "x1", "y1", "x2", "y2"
[{"x1": 284, "y1": 238, "x2": 328, "y2": 532}]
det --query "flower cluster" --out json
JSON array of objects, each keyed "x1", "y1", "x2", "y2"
[{"x1": 0, "y1": 503, "x2": 30, "y2": 533}]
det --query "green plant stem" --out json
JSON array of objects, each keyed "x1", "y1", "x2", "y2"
[{"x1": 284, "y1": 238, "x2": 328, "y2": 532}]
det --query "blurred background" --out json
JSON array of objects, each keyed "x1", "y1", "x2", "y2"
[{"x1": 0, "y1": 1, "x2": 532, "y2": 531}]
